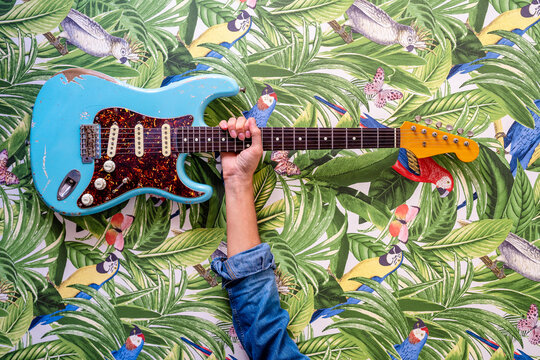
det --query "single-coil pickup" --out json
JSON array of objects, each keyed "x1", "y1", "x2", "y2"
[
  {"x1": 107, "y1": 124, "x2": 119, "y2": 157},
  {"x1": 134, "y1": 123, "x2": 144, "y2": 157},
  {"x1": 162, "y1": 123, "x2": 171, "y2": 156}
]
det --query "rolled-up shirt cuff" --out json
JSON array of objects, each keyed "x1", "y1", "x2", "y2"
[{"x1": 211, "y1": 243, "x2": 275, "y2": 283}]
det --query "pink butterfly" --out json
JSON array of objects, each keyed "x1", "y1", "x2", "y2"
[
  {"x1": 389, "y1": 204, "x2": 420, "y2": 243},
  {"x1": 105, "y1": 213, "x2": 134, "y2": 252},
  {"x1": 271, "y1": 151, "x2": 300, "y2": 176},
  {"x1": 0, "y1": 149, "x2": 20, "y2": 186},
  {"x1": 239, "y1": 0, "x2": 257, "y2": 8},
  {"x1": 518, "y1": 304, "x2": 540, "y2": 345},
  {"x1": 364, "y1": 67, "x2": 403, "y2": 108}
]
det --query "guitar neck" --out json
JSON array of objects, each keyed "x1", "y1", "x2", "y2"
[{"x1": 174, "y1": 127, "x2": 400, "y2": 152}]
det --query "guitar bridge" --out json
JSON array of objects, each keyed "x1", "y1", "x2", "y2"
[{"x1": 80, "y1": 124, "x2": 100, "y2": 163}]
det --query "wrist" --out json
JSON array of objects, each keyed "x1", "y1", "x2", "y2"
[{"x1": 224, "y1": 175, "x2": 253, "y2": 189}]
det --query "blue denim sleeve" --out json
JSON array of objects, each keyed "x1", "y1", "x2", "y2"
[{"x1": 211, "y1": 243, "x2": 309, "y2": 360}]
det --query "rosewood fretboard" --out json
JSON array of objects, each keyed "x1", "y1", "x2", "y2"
[{"x1": 173, "y1": 127, "x2": 400, "y2": 153}]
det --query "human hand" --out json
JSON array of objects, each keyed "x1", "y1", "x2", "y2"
[{"x1": 219, "y1": 116, "x2": 263, "y2": 185}]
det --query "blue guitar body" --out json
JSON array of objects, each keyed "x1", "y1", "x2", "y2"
[{"x1": 30, "y1": 69, "x2": 239, "y2": 216}]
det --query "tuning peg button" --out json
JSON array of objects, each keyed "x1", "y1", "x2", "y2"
[
  {"x1": 446, "y1": 125, "x2": 454, "y2": 131},
  {"x1": 414, "y1": 115, "x2": 422, "y2": 122},
  {"x1": 467, "y1": 131, "x2": 474, "y2": 137},
  {"x1": 457, "y1": 128, "x2": 464, "y2": 135},
  {"x1": 435, "y1": 121, "x2": 442, "y2": 128},
  {"x1": 424, "y1": 118, "x2": 433, "y2": 125}
]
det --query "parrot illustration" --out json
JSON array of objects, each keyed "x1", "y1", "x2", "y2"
[
  {"x1": 243, "y1": 84, "x2": 277, "y2": 127},
  {"x1": 58, "y1": 9, "x2": 142, "y2": 64},
  {"x1": 310, "y1": 245, "x2": 403, "y2": 322},
  {"x1": 331, "y1": 0, "x2": 431, "y2": 51},
  {"x1": 448, "y1": 0, "x2": 540, "y2": 77},
  {"x1": 0, "y1": 149, "x2": 19, "y2": 186},
  {"x1": 111, "y1": 326, "x2": 145, "y2": 360},
  {"x1": 314, "y1": 96, "x2": 454, "y2": 196},
  {"x1": 390, "y1": 319, "x2": 428, "y2": 360},
  {"x1": 162, "y1": 11, "x2": 252, "y2": 86},
  {"x1": 29, "y1": 253, "x2": 120, "y2": 330},
  {"x1": 466, "y1": 330, "x2": 534, "y2": 360},
  {"x1": 504, "y1": 100, "x2": 540, "y2": 175},
  {"x1": 492, "y1": 231, "x2": 540, "y2": 282},
  {"x1": 181, "y1": 337, "x2": 238, "y2": 360}
]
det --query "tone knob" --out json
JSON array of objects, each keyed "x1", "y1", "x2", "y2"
[
  {"x1": 94, "y1": 178, "x2": 106, "y2": 190},
  {"x1": 103, "y1": 160, "x2": 115, "y2": 173},
  {"x1": 81, "y1": 193, "x2": 94, "y2": 206}
]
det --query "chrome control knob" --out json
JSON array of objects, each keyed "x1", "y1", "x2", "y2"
[
  {"x1": 81, "y1": 193, "x2": 94, "y2": 206},
  {"x1": 94, "y1": 178, "x2": 106, "y2": 190},
  {"x1": 103, "y1": 160, "x2": 115, "y2": 173}
]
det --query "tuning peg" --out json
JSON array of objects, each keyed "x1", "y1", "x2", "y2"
[
  {"x1": 467, "y1": 130, "x2": 474, "y2": 137},
  {"x1": 457, "y1": 128, "x2": 464, "y2": 135},
  {"x1": 414, "y1": 115, "x2": 422, "y2": 122},
  {"x1": 446, "y1": 125, "x2": 453, "y2": 131},
  {"x1": 435, "y1": 121, "x2": 442, "y2": 128},
  {"x1": 424, "y1": 118, "x2": 433, "y2": 125}
]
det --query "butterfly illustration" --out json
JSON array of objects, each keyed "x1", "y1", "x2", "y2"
[
  {"x1": 389, "y1": 204, "x2": 420, "y2": 243},
  {"x1": 364, "y1": 67, "x2": 403, "y2": 108},
  {"x1": 271, "y1": 151, "x2": 301, "y2": 176},
  {"x1": 105, "y1": 213, "x2": 134, "y2": 251},
  {"x1": 518, "y1": 303, "x2": 540, "y2": 345},
  {"x1": 239, "y1": 0, "x2": 257, "y2": 8},
  {"x1": 0, "y1": 149, "x2": 20, "y2": 186}
]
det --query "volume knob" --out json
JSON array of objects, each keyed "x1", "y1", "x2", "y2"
[
  {"x1": 103, "y1": 160, "x2": 115, "y2": 173},
  {"x1": 94, "y1": 178, "x2": 106, "y2": 190},
  {"x1": 81, "y1": 193, "x2": 94, "y2": 206}
]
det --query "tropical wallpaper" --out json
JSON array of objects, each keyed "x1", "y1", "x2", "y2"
[{"x1": 0, "y1": 0, "x2": 539, "y2": 359}]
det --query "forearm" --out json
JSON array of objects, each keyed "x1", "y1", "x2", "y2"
[{"x1": 224, "y1": 178, "x2": 261, "y2": 257}]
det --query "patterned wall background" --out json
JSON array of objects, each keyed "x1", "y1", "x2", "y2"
[{"x1": 0, "y1": 0, "x2": 539, "y2": 359}]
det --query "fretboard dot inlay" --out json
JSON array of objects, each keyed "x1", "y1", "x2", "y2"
[
  {"x1": 299, "y1": 137, "x2": 302, "y2": 140},
  {"x1": 324, "y1": 137, "x2": 327, "y2": 140},
  {"x1": 247, "y1": 144, "x2": 251, "y2": 147},
  {"x1": 352, "y1": 137, "x2": 356, "y2": 140},
  {"x1": 184, "y1": 138, "x2": 187, "y2": 142},
  {"x1": 195, "y1": 138, "x2": 198, "y2": 141},
  {"x1": 208, "y1": 138, "x2": 211, "y2": 141},
  {"x1": 222, "y1": 138, "x2": 225, "y2": 141}
]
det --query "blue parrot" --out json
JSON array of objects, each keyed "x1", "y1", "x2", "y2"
[
  {"x1": 162, "y1": 11, "x2": 252, "y2": 86},
  {"x1": 243, "y1": 84, "x2": 277, "y2": 127},
  {"x1": 111, "y1": 326, "x2": 145, "y2": 360},
  {"x1": 311, "y1": 245, "x2": 403, "y2": 322},
  {"x1": 29, "y1": 253, "x2": 120, "y2": 330},
  {"x1": 448, "y1": 0, "x2": 539, "y2": 78},
  {"x1": 504, "y1": 100, "x2": 540, "y2": 175},
  {"x1": 181, "y1": 337, "x2": 238, "y2": 360},
  {"x1": 390, "y1": 319, "x2": 429, "y2": 360},
  {"x1": 466, "y1": 330, "x2": 534, "y2": 360}
]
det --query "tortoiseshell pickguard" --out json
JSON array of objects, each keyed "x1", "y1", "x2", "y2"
[{"x1": 77, "y1": 108, "x2": 201, "y2": 208}]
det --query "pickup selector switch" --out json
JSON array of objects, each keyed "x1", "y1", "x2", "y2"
[
  {"x1": 103, "y1": 160, "x2": 115, "y2": 173},
  {"x1": 81, "y1": 193, "x2": 94, "y2": 206},
  {"x1": 94, "y1": 178, "x2": 106, "y2": 190}
]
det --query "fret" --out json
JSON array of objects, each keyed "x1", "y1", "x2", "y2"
[
  {"x1": 305, "y1": 128, "x2": 307, "y2": 149},
  {"x1": 271, "y1": 127, "x2": 273, "y2": 151},
  {"x1": 345, "y1": 128, "x2": 348, "y2": 149},
  {"x1": 361, "y1": 128, "x2": 363, "y2": 149},
  {"x1": 394, "y1": 128, "x2": 397, "y2": 148},
  {"x1": 204, "y1": 127, "x2": 207, "y2": 152},
  {"x1": 282, "y1": 127, "x2": 284, "y2": 151},
  {"x1": 376, "y1": 128, "x2": 379, "y2": 148},
  {"x1": 331, "y1": 128, "x2": 334, "y2": 149},
  {"x1": 293, "y1": 127, "x2": 295, "y2": 151},
  {"x1": 318, "y1": 128, "x2": 320, "y2": 150}
]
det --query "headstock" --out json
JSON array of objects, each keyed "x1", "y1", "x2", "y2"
[{"x1": 399, "y1": 121, "x2": 479, "y2": 162}]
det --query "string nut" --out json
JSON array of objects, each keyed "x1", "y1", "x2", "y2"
[
  {"x1": 414, "y1": 115, "x2": 422, "y2": 122},
  {"x1": 446, "y1": 125, "x2": 454, "y2": 131},
  {"x1": 435, "y1": 121, "x2": 442, "y2": 128},
  {"x1": 424, "y1": 118, "x2": 433, "y2": 125},
  {"x1": 457, "y1": 128, "x2": 464, "y2": 135},
  {"x1": 467, "y1": 130, "x2": 474, "y2": 137}
]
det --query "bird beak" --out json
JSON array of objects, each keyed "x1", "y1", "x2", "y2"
[
  {"x1": 120, "y1": 57, "x2": 127, "y2": 64},
  {"x1": 437, "y1": 187, "x2": 450, "y2": 198},
  {"x1": 406, "y1": 45, "x2": 415, "y2": 52}
]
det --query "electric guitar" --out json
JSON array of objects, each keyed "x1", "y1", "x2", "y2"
[{"x1": 30, "y1": 68, "x2": 479, "y2": 216}]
